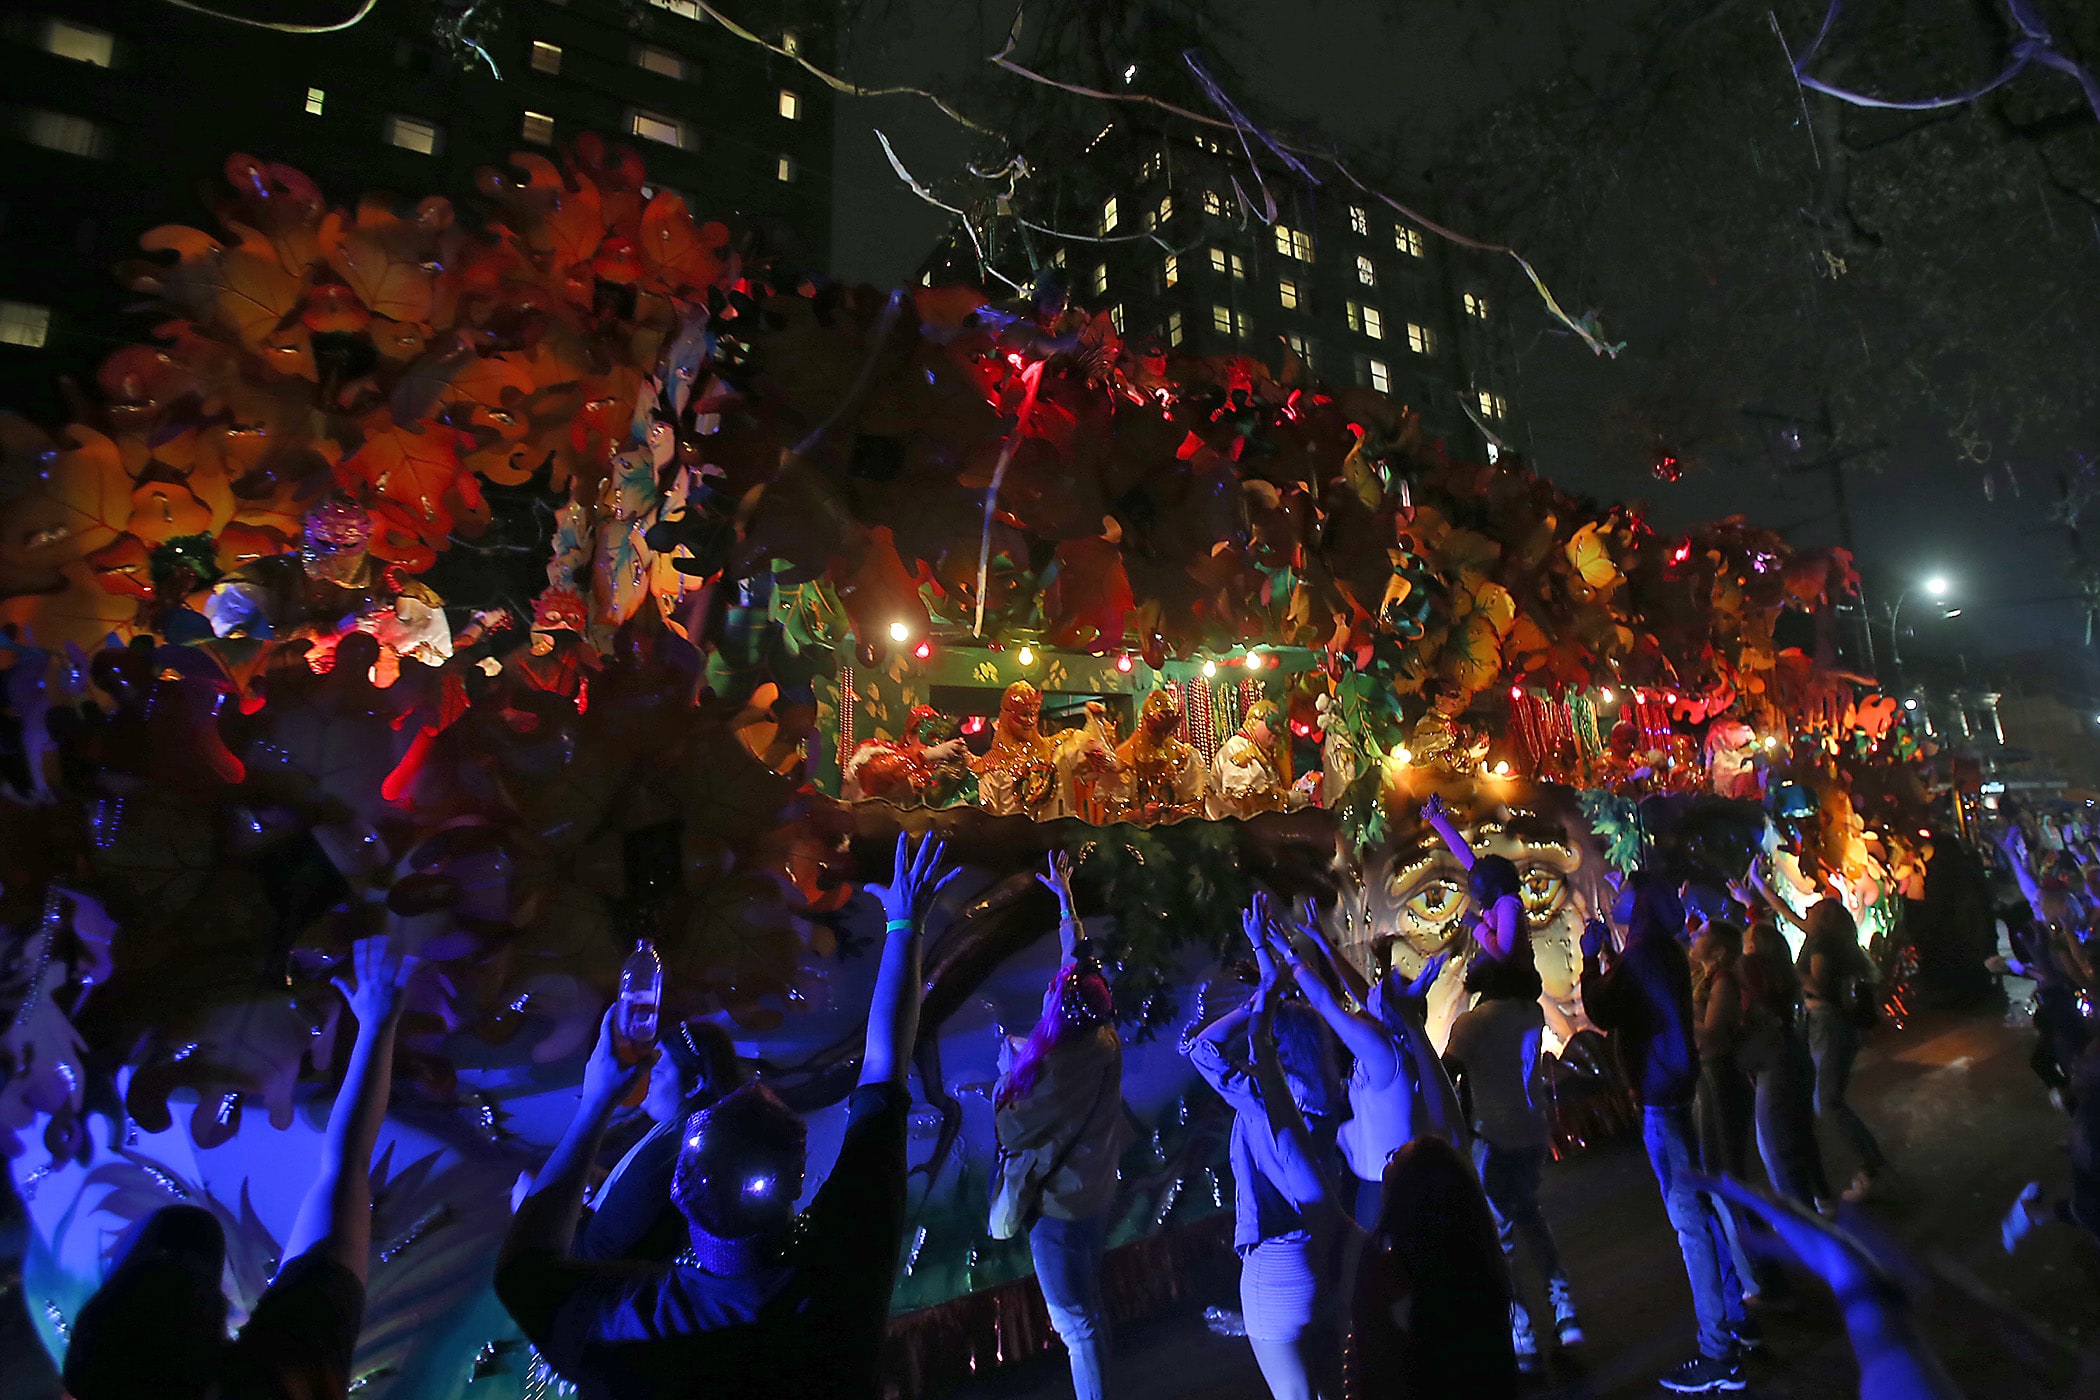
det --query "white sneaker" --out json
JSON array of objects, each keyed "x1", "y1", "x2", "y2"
[
  {"x1": 1548, "y1": 1274, "x2": 1584, "y2": 1348},
  {"x1": 1512, "y1": 1301, "x2": 1543, "y2": 1373}
]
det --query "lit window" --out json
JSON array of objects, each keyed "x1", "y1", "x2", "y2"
[
  {"x1": 1157, "y1": 194, "x2": 1173, "y2": 224},
  {"x1": 1368, "y1": 358, "x2": 1390, "y2": 393},
  {"x1": 1348, "y1": 204, "x2": 1368, "y2": 236},
  {"x1": 1052, "y1": 248, "x2": 1067, "y2": 268},
  {"x1": 384, "y1": 115, "x2": 441, "y2": 155},
  {"x1": 1345, "y1": 301, "x2": 1361, "y2": 333},
  {"x1": 637, "y1": 46, "x2": 685, "y2": 79},
  {"x1": 1464, "y1": 291, "x2": 1489, "y2": 319},
  {"x1": 1091, "y1": 264, "x2": 1108, "y2": 296},
  {"x1": 1395, "y1": 225, "x2": 1424, "y2": 257},
  {"x1": 531, "y1": 40, "x2": 563, "y2": 74},
  {"x1": 24, "y1": 110, "x2": 109, "y2": 158},
  {"x1": 1100, "y1": 195, "x2": 1118, "y2": 235},
  {"x1": 775, "y1": 154, "x2": 795, "y2": 182},
  {"x1": 922, "y1": 270, "x2": 933, "y2": 286},
  {"x1": 779, "y1": 89, "x2": 801, "y2": 119},
  {"x1": 1406, "y1": 323, "x2": 1434, "y2": 354},
  {"x1": 1362, "y1": 306, "x2": 1384, "y2": 340},
  {"x1": 1167, "y1": 310, "x2": 1184, "y2": 346},
  {"x1": 43, "y1": 19, "x2": 114, "y2": 67},
  {"x1": 650, "y1": 0, "x2": 702, "y2": 18},
  {"x1": 1163, "y1": 253, "x2": 1179, "y2": 288},
  {"x1": 0, "y1": 301, "x2": 52, "y2": 349},
  {"x1": 1356, "y1": 255, "x2": 1376, "y2": 288},
  {"x1": 1201, "y1": 189, "x2": 1224, "y2": 216},
  {"x1": 630, "y1": 110, "x2": 685, "y2": 147},
  {"x1": 1209, "y1": 247, "x2": 1227, "y2": 274},
  {"x1": 522, "y1": 110, "x2": 555, "y2": 145},
  {"x1": 1212, "y1": 303, "x2": 1233, "y2": 335},
  {"x1": 1285, "y1": 332, "x2": 1311, "y2": 363},
  {"x1": 781, "y1": 30, "x2": 801, "y2": 55},
  {"x1": 1477, "y1": 389, "x2": 1507, "y2": 419},
  {"x1": 1278, "y1": 277, "x2": 1300, "y2": 311},
  {"x1": 1141, "y1": 149, "x2": 1162, "y2": 180},
  {"x1": 1274, "y1": 225, "x2": 1313, "y2": 261},
  {"x1": 304, "y1": 87, "x2": 326, "y2": 116},
  {"x1": 1229, "y1": 252, "x2": 1245, "y2": 280},
  {"x1": 1110, "y1": 304, "x2": 1124, "y2": 332}
]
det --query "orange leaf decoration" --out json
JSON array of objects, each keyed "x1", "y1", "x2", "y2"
[
  {"x1": 126, "y1": 480, "x2": 212, "y2": 545},
  {"x1": 638, "y1": 194, "x2": 730, "y2": 294},
  {"x1": 337, "y1": 420, "x2": 466, "y2": 559},
  {"x1": 320, "y1": 213, "x2": 437, "y2": 324},
  {"x1": 86, "y1": 535, "x2": 155, "y2": 599},
  {"x1": 1855, "y1": 694, "x2": 1899, "y2": 740},
  {"x1": 133, "y1": 224, "x2": 304, "y2": 350},
  {"x1": 0, "y1": 425, "x2": 135, "y2": 576}
]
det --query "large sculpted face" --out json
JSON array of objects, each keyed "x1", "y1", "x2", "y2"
[{"x1": 1334, "y1": 777, "x2": 1610, "y2": 1046}]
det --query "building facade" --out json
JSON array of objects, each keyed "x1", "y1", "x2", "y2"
[
  {"x1": 918, "y1": 126, "x2": 1520, "y2": 454},
  {"x1": 0, "y1": 0, "x2": 835, "y2": 418}
]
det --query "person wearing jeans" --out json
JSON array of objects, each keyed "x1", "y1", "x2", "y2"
[
  {"x1": 1446, "y1": 953, "x2": 1583, "y2": 1372},
  {"x1": 991, "y1": 852, "x2": 1132, "y2": 1400},
  {"x1": 1584, "y1": 875, "x2": 1749, "y2": 1394}
]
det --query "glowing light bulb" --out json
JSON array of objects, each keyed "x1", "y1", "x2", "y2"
[
  {"x1": 1903, "y1": 698, "x2": 1918, "y2": 711},
  {"x1": 1389, "y1": 741, "x2": 1411, "y2": 762},
  {"x1": 913, "y1": 641, "x2": 932, "y2": 660},
  {"x1": 1600, "y1": 687, "x2": 1615, "y2": 703},
  {"x1": 1244, "y1": 652, "x2": 1264, "y2": 671},
  {"x1": 1202, "y1": 660, "x2": 1218, "y2": 678},
  {"x1": 1510, "y1": 685, "x2": 1523, "y2": 700},
  {"x1": 1762, "y1": 736, "x2": 1778, "y2": 749},
  {"x1": 1117, "y1": 654, "x2": 1134, "y2": 673},
  {"x1": 1017, "y1": 646, "x2": 1035, "y2": 667},
  {"x1": 888, "y1": 621, "x2": 912, "y2": 643},
  {"x1": 1492, "y1": 760, "x2": 1512, "y2": 777}
]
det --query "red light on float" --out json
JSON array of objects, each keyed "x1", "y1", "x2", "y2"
[
  {"x1": 913, "y1": 641, "x2": 932, "y2": 661},
  {"x1": 963, "y1": 715, "x2": 986, "y2": 735},
  {"x1": 1117, "y1": 655, "x2": 1134, "y2": 673},
  {"x1": 1510, "y1": 685, "x2": 1523, "y2": 699}
]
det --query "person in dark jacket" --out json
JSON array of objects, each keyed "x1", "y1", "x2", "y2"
[
  {"x1": 1582, "y1": 874, "x2": 1749, "y2": 1394},
  {"x1": 574, "y1": 1018, "x2": 744, "y2": 1262}
]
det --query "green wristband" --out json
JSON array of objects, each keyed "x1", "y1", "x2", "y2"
[{"x1": 886, "y1": 918, "x2": 914, "y2": 932}]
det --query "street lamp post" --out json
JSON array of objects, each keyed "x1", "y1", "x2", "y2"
[{"x1": 1888, "y1": 574, "x2": 1950, "y2": 692}]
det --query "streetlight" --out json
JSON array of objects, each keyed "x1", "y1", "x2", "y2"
[{"x1": 1889, "y1": 574, "x2": 1955, "y2": 689}]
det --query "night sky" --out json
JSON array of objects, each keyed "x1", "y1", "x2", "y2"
[{"x1": 823, "y1": 0, "x2": 2100, "y2": 680}]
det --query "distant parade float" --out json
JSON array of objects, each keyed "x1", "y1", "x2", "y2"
[{"x1": 0, "y1": 141, "x2": 1952, "y2": 1394}]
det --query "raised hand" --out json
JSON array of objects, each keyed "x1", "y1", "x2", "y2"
[
  {"x1": 868, "y1": 832, "x2": 959, "y2": 925},
  {"x1": 330, "y1": 934, "x2": 420, "y2": 1028},
  {"x1": 1697, "y1": 1174, "x2": 1902, "y2": 1303},
  {"x1": 1580, "y1": 915, "x2": 1611, "y2": 961},
  {"x1": 581, "y1": 1004, "x2": 652, "y2": 1107},
  {"x1": 1403, "y1": 951, "x2": 1450, "y2": 1004},
  {"x1": 1419, "y1": 793, "x2": 1449, "y2": 825},
  {"x1": 1036, "y1": 849, "x2": 1078, "y2": 918},
  {"x1": 1242, "y1": 892, "x2": 1281, "y2": 988}
]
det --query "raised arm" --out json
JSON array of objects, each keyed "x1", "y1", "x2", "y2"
[
  {"x1": 862, "y1": 832, "x2": 957, "y2": 1088},
  {"x1": 1997, "y1": 829, "x2": 2049, "y2": 923},
  {"x1": 1420, "y1": 793, "x2": 1477, "y2": 870},
  {"x1": 1269, "y1": 898, "x2": 1398, "y2": 1089},
  {"x1": 1736, "y1": 870, "x2": 1809, "y2": 936},
  {"x1": 503, "y1": 1006, "x2": 649, "y2": 1265},
  {"x1": 1701, "y1": 1176, "x2": 1962, "y2": 1400},
  {"x1": 281, "y1": 934, "x2": 419, "y2": 1282},
  {"x1": 1248, "y1": 981, "x2": 1338, "y2": 1212},
  {"x1": 1383, "y1": 953, "x2": 1467, "y2": 1144},
  {"x1": 1038, "y1": 849, "x2": 1083, "y2": 965},
  {"x1": 1294, "y1": 896, "x2": 1372, "y2": 1005}
]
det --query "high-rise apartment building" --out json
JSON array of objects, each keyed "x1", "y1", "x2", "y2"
[
  {"x1": 0, "y1": 0, "x2": 835, "y2": 417},
  {"x1": 918, "y1": 126, "x2": 1518, "y2": 454}
]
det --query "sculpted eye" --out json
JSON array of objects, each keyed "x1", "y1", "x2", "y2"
[
  {"x1": 1403, "y1": 878, "x2": 1465, "y2": 925},
  {"x1": 1519, "y1": 866, "x2": 1569, "y2": 924}
]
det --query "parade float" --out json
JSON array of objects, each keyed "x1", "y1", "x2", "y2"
[{"x1": 0, "y1": 140, "x2": 1945, "y2": 1395}]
